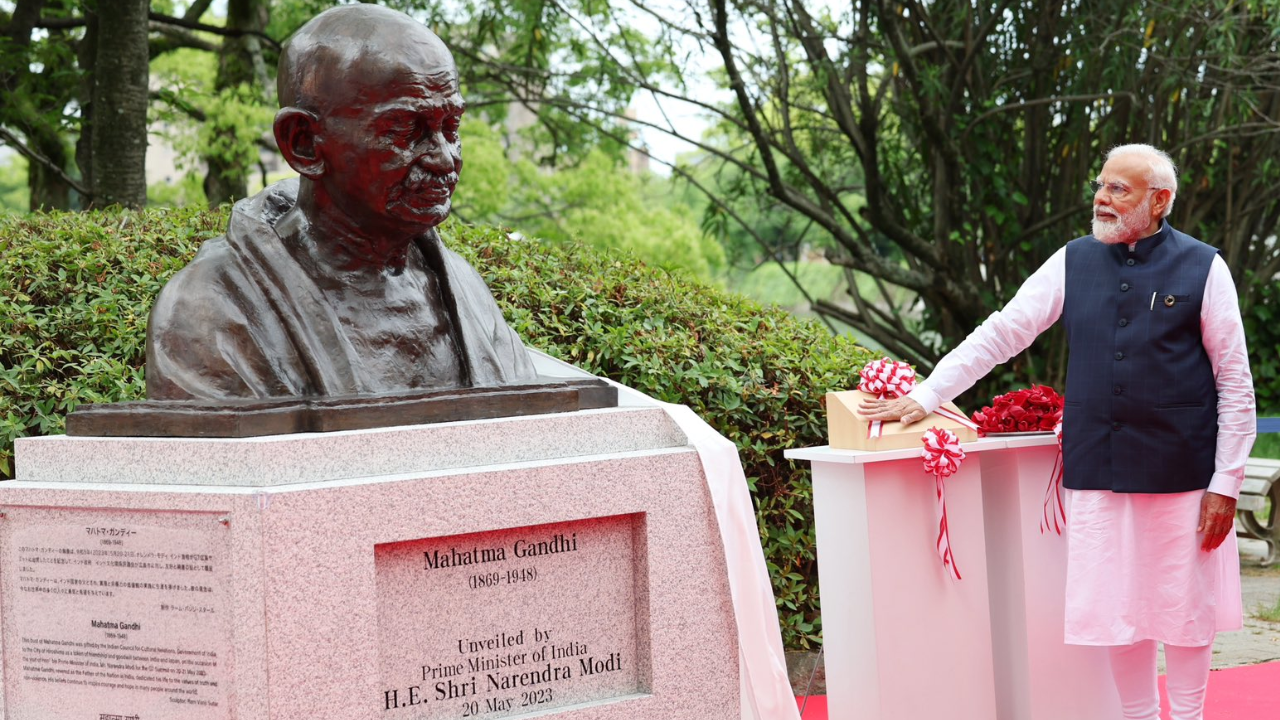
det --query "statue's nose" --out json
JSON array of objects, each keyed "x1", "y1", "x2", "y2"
[{"x1": 417, "y1": 135, "x2": 457, "y2": 174}]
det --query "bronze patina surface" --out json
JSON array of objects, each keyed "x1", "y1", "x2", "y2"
[
  {"x1": 144, "y1": 5, "x2": 538, "y2": 401},
  {"x1": 67, "y1": 379, "x2": 618, "y2": 438}
]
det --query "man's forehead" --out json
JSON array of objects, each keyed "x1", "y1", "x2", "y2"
[{"x1": 1098, "y1": 154, "x2": 1148, "y2": 183}]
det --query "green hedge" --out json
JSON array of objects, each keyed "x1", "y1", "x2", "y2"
[
  {"x1": 0, "y1": 208, "x2": 878, "y2": 649},
  {"x1": 1244, "y1": 272, "x2": 1280, "y2": 417}
]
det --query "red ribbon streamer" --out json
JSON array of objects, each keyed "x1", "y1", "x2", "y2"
[
  {"x1": 922, "y1": 427, "x2": 966, "y2": 580},
  {"x1": 934, "y1": 405, "x2": 980, "y2": 432},
  {"x1": 1041, "y1": 422, "x2": 1066, "y2": 535}
]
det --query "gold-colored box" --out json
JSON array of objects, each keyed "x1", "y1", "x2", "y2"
[{"x1": 826, "y1": 390, "x2": 979, "y2": 451}]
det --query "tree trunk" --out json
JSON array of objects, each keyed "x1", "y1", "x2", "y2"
[
  {"x1": 90, "y1": 0, "x2": 149, "y2": 208},
  {"x1": 26, "y1": 124, "x2": 71, "y2": 211},
  {"x1": 4, "y1": 0, "x2": 74, "y2": 209},
  {"x1": 203, "y1": 0, "x2": 269, "y2": 206},
  {"x1": 75, "y1": 8, "x2": 99, "y2": 202}
]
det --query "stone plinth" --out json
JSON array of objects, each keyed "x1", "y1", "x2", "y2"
[{"x1": 0, "y1": 406, "x2": 741, "y2": 720}]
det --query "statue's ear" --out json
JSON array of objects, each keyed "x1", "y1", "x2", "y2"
[{"x1": 274, "y1": 108, "x2": 325, "y2": 179}]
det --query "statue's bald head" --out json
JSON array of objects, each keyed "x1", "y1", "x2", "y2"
[{"x1": 278, "y1": 5, "x2": 457, "y2": 115}]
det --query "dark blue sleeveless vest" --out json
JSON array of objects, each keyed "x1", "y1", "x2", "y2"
[{"x1": 1061, "y1": 223, "x2": 1219, "y2": 493}]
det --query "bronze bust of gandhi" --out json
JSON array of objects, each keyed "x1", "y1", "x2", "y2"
[{"x1": 145, "y1": 5, "x2": 537, "y2": 400}]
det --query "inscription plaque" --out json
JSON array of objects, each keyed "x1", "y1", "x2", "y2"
[
  {"x1": 0, "y1": 507, "x2": 233, "y2": 720},
  {"x1": 376, "y1": 515, "x2": 649, "y2": 719}
]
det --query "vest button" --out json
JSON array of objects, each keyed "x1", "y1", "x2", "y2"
[
  {"x1": 1118, "y1": 318, "x2": 1129, "y2": 327},
  {"x1": 1115, "y1": 351, "x2": 1124, "y2": 360},
  {"x1": 1112, "y1": 422, "x2": 1122, "y2": 431},
  {"x1": 1126, "y1": 258, "x2": 1136, "y2": 266},
  {"x1": 1113, "y1": 385, "x2": 1123, "y2": 395},
  {"x1": 1120, "y1": 282, "x2": 1130, "y2": 291}
]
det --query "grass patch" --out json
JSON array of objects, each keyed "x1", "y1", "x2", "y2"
[
  {"x1": 1252, "y1": 591, "x2": 1280, "y2": 623},
  {"x1": 1253, "y1": 431, "x2": 1280, "y2": 460}
]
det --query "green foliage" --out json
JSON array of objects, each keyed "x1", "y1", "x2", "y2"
[
  {"x1": 1254, "y1": 434, "x2": 1280, "y2": 461},
  {"x1": 437, "y1": 0, "x2": 1280, "y2": 405},
  {"x1": 148, "y1": 171, "x2": 208, "y2": 208},
  {"x1": 730, "y1": 262, "x2": 848, "y2": 310},
  {"x1": 1257, "y1": 595, "x2": 1280, "y2": 624},
  {"x1": 0, "y1": 207, "x2": 876, "y2": 649},
  {"x1": 1241, "y1": 270, "x2": 1279, "y2": 462},
  {"x1": 0, "y1": 207, "x2": 226, "y2": 477},
  {"x1": 0, "y1": 154, "x2": 29, "y2": 213},
  {"x1": 150, "y1": 48, "x2": 275, "y2": 199},
  {"x1": 454, "y1": 118, "x2": 726, "y2": 278},
  {"x1": 1244, "y1": 272, "x2": 1280, "y2": 417},
  {"x1": 409, "y1": 0, "x2": 679, "y2": 168}
]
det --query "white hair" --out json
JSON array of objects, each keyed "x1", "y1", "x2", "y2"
[{"x1": 1106, "y1": 143, "x2": 1178, "y2": 217}]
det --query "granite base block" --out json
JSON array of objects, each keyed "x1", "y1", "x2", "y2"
[{"x1": 0, "y1": 407, "x2": 741, "y2": 720}]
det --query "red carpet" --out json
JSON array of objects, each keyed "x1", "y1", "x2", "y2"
[
  {"x1": 1160, "y1": 660, "x2": 1280, "y2": 719},
  {"x1": 794, "y1": 660, "x2": 1280, "y2": 719},
  {"x1": 794, "y1": 695, "x2": 826, "y2": 718}
]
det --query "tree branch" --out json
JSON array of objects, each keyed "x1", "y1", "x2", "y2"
[
  {"x1": 183, "y1": 0, "x2": 215, "y2": 23},
  {"x1": 0, "y1": 125, "x2": 92, "y2": 198},
  {"x1": 961, "y1": 93, "x2": 1141, "y2": 141},
  {"x1": 36, "y1": 11, "x2": 280, "y2": 51},
  {"x1": 150, "y1": 24, "x2": 219, "y2": 56}
]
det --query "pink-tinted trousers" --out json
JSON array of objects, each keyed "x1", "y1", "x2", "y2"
[{"x1": 1109, "y1": 640, "x2": 1214, "y2": 720}]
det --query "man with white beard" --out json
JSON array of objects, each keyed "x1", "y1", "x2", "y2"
[{"x1": 859, "y1": 144, "x2": 1256, "y2": 720}]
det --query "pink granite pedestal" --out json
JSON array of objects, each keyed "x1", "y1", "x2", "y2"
[{"x1": 0, "y1": 406, "x2": 741, "y2": 720}]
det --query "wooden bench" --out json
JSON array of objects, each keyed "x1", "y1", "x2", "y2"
[{"x1": 1237, "y1": 416, "x2": 1280, "y2": 566}]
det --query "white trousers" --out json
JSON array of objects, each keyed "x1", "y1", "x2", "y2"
[{"x1": 1108, "y1": 640, "x2": 1214, "y2": 720}]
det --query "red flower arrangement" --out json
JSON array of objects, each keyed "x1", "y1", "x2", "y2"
[{"x1": 970, "y1": 385, "x2": 1064, "y2": 436}]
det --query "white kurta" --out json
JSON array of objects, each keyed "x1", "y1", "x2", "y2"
[{"x1": 906, "y1": 230, "x2": 1256, "y2": 646}]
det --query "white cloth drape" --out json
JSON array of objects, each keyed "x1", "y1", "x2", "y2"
[{"x1": 659, "y1": 403, "x2": 801, "y2": 720}]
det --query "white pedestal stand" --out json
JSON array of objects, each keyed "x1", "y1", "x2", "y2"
[{"x1": 786, "y1": 437, "x2": 1123, "y2": 720}]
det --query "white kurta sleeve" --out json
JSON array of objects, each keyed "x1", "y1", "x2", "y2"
[
  {"x1": 1200, "y1": 255, "x2": 1257, "y2": 498},
  {"x1": 907, "y1": 248, "x2": 1067, "y2": 414}
]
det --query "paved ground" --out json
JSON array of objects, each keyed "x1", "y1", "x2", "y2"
[{"x1": 785, "y1": 536, "x2": 1280, "y2": 693}]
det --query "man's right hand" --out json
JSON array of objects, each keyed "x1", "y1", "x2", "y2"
[{"x1": 856, "y1": 396, "x2": 928, "y2": 426}]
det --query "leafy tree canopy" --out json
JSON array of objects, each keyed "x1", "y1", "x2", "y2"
[{"x1": 424, "y1": 0, "x2": 1280, "y2": 401}]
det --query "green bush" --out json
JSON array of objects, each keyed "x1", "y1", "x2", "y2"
[
  {"x1": 1243, "y1": 272, "x2": 1280, "y2": 459},
  {"x1": 0, "y1": 208, "x2": 878, "y2": 649},
  {"x1": 1244, "y1": 272, "x2": 1280, "y2": 417},
  {"x1": 0, "y1": 208, "x2": 226, "y2": 474}
]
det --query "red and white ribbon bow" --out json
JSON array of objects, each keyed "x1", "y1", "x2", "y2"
[
  {"x1": 859, "y1": 359, "x2": 916, "y2": 439},
  {"x1": 933, "y1": 405, "x2": 981, "y2": 433},
  {"x1": 1041, "y1": 421, "x2": 1066, "y2": 535},
  {"x1": 922, "y1": 427, "x2": 966, "y2": 580}
]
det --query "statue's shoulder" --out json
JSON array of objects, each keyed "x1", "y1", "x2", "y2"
[
  {"x1": 152, "y1": 180, "x2": 300, "y2": 328},
  {"x1": 421, "y1": 229, "x2": 492, "y2": 291},
  {"x1": 148, "y1": 236, "x2": 244, "y2": 347}
]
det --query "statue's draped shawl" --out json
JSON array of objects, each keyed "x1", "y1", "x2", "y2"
[{"x1": 146, "y1": 178, "x2": 537, "y2": 400}]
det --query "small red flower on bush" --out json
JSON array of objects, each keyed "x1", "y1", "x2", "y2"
[{"x1": 970, "y1": 385, "x2": 1064, "y2": 436}]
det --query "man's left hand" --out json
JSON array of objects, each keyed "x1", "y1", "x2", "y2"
[{"x1": 1197, "y1": 491, "x2": 1237, "y2": 552}]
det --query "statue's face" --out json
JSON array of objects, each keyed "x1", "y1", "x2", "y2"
[{"x1": 315, "y1": 45, "x2": 464, "y2": 233}]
